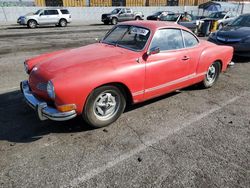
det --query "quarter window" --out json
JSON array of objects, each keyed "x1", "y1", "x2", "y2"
[
  {"x1": 150, "y1": 29, "x2": 184, "y2": 51},
  {"x1": 182, "y1": 30, "x2": 199, "y2": 48},
  {"x1": 60, "y1": 9, "x2": 70, "y2": 14}
]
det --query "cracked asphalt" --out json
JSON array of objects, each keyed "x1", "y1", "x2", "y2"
[{"x1": 0, "y1": 23, "x2": 249, "y2": 188}]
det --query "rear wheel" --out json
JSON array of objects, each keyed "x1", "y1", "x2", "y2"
[
  {"x1": 83, "y1": 85, "x2": 126, "y2": 128},
  {"x1": 111, "y1": 18, "x2": 118, "y2": 25},
  {"x1": 201, "y1": 61, "x2": 221, "y2": 88},
  {"x1": 135, "y1": 16, "x2": 140, "y2": 20},
  {"x1": 59, "y1": 19, "x2": 67, "y2": 27},
  {"x1": 27, "y1": 20, "x2": 37, "y2": 28}
]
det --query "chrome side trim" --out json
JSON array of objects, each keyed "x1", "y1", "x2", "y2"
[
  {"x1": 132, "y1": 72, "x2": 206, "y2": 96},
  {"x1": 20, "y1": 80, "x2": 77, "y2": 121}
]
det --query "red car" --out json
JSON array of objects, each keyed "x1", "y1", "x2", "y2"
[{"x1": 21, "y1": 21, "x2": 233, "y2": 128}]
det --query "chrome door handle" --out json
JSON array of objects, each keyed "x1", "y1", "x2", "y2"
[{"x1": 182, "y1": 56, "x2": 190, "y2": 61}]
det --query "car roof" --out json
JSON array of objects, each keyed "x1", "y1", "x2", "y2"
[
  {"x1": 43, "y1": 8, "x2": 69, "y2": 10},
  {"x1": 119, "y1": 20, "x2": 188, "y2": 31}
]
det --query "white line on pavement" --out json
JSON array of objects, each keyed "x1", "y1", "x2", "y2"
[
  {"x1": 66, "y1": 95, "x2": 242, "y2": 188},
  {"x1": 0, "y1": 86, "x2": 20, "y2": 94}
]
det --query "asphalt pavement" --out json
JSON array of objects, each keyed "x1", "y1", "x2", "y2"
[{"x1": 0, "y1": 24, "x2": 249, "y2": 188}]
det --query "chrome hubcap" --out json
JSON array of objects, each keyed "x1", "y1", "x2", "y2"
[
  {"x1": 206, "y1": 64, "x2": 216, "y2": 84},
  {"x1": 94, "y1": 92, "x2": 119, "y2": 120},
  {"x1": 30, "y1": 22, "x2": 35, "y2": 27}
]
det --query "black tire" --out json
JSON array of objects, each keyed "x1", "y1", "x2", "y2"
[
  {"x1": 135, "y1": 16, "x2": 140, "y2": 20},
  {"x1": 83, "y1": 85, "x2": 126, "y2": 128},
  {"x1": 201, "y1": 61, "x2": 221, "y2": 88},
  {"x1": 104, "y1": 21, "x2": 109, "y2": 25},
  {"x1": 59, "y1": 19, "x2": 67, "y2": 27},
  {"x1": 111, "y1": 18, "x2": 118, "y2": 25},
  {"x1": 27, "y1": 20, "x2": 37, "y2": 29}
]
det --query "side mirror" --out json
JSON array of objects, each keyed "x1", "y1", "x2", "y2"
[{"x1": 147, "y1": 47, "x2": 160, "y2": 56}]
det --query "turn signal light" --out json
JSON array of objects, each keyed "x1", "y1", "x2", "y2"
[{"x1": 57, "y1": 104, "x2": 76, "y2": 112}]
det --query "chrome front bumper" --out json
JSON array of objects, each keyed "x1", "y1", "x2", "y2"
[{"x1": 20, "y1": 80, "x2": 77, "y2": 121}]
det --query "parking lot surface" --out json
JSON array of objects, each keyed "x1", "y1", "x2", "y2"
[{"x1": 0, "y1": 24, "x2": 249, "y2": 188}]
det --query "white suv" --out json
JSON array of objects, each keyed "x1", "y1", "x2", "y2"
[{"x1": 17, "y1": 9, "x2": 72, "y2": 28}]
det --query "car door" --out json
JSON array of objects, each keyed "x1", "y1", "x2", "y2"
[
  {"x1": 118, "y1": 9, "x2": 127, "y2": 22},
  {"x1": 144, "y1": 28, "x2": 191, "y2": 99},
  {"x1": 181, "y1": 30, "x2": 203, "y2": 76},
  {"x1": 38, "y1": 10, "x2": 50, "y2": 24},
  {"x1": 126, "y1": 8, "x2": 134, "y2": 20},
  {"x1": 46, "y1": 10, "x2": 60, "y2": 24}
]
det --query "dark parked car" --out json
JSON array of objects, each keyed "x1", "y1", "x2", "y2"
[
  {"x1": 101, "y1": 8, "x2": 144, "y2": 25},
  {"x1": 159, "y1": 13, "x2": 202, "y2": 33},
  {"x1": 208, "y1": 14, "x2": 250, "y2": 57},
  {"x1": 147, "y1": 11, "x2": 174, "y2": 20}
]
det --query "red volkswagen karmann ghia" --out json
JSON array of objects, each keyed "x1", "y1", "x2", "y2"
[{"x1": 21, "y1": 21, "x2": 233, "y2": 128}]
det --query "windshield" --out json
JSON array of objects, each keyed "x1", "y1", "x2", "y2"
[
  {"x1": 208, "y1": 12, "x2": 226, "y2": 19},
  {"x1": 111, "y1": 8, "x2": 121, "y2": 14},
  {"x1": 34, "y1": 9, "x2": 42, "y2": 15},
  {"x1": 229, "y1": 15, "x2": 250, "y2": 27},
  {"x1": 102, "y1": 25, "x2": 150, "y2": 51},
  {"x1": 153, "y1": 11, "x2": 163, "y2": 16}
]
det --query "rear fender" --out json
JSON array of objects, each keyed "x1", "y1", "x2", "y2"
[{"x1": 197, "y1": 45, "x2": 233, "y2": 74}]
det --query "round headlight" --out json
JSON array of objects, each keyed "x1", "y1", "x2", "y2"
[
  {"x1": 24, "y1": 61, "x2": 29, "y2": 74},
  {"x1": 47, "y1": 81, "x2": 55, "y2": 99}
]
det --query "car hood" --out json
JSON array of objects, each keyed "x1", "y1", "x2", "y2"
[
  {"x1": 102, "y1": 13, "x2": 111, "y2": 16},
  {"x1": 35, "y1": 43, "x2": 139, "y2": 79},
  {"x1": 217, "y1": 26, "x2": 250, "y2": 39}
]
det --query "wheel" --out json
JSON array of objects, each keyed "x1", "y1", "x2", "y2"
[
  {"x1": 27, "y1": 20, "x2": 37, "y2": 28},
  {"x1": 59, "y1": 19, "x2": 67, "y2": 27},
  {"x1": 135, "y1": 16, "x2": 140, "y2": 20},
  {"x1": 104, "y1": 21, "x2": 109, "y2": 25},
  {"x1": 111, "y1": 18, "x2": 118, "y2": 25},
  {"x1": 201, "y1": 61, "x2": 221, "y2": 88},
  {"x1": 83, "y1": 85, "x2": 126, "y2": 128}
]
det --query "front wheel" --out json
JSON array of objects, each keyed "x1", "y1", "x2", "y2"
[
  {"x1": 111, "y1": 18, "x2": 118, "y2": 25},
  {"x1": 135, "y1": 16, "x2": 140, "y2": 20},
  {"x1": 27, "y1": 20, "x2": 37, "y2": 28},
  {"x1": 201, "y1": 61, "x2": 221, "y2": 88},
  {"x1": 83, "y1": 85, "x2": 126, "y2": 128}
]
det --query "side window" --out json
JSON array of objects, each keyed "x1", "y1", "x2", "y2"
[
  {"x1": 126, "y1": 9, "x2": 132, "y2": 14},
  {"x1": 121, "y1": 9, "x2": 125, "y2": 14},
  {"x1": 60, "y1": 9, "x2": 69, "y2": 14},
  {"x1": 150, "y1": 29, "x2": 184, "y2": 51},
  {"x1": 182, "y1": 30, "x2": 199, "y2": 48},
  {"x1": 44, "y1": 10, "x2": 49, "y2": 15},
  {"x1": 47, "y1": 10, "x2": 59, "y2": 15},
  {"x1": 40, "y1": 11, "x2": 44, "y2": 16}
]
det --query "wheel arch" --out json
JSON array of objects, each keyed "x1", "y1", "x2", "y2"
[
  {"x1": 93, "y1": 82, "x2": 133, "y2": 106},
  {"x1": 59, "y1": 18, "x2": 67, "y2": 23},
  {"x1": 214, "y1": 59, "x2": 223, "y2": 72},
  {"x1": 27, "y1": 19, "x2": 38, "y2": 25}
]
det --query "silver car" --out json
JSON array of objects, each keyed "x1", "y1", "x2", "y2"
[{"x1": 17, "y1": 9, "x2": 72, "y2": 28}]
